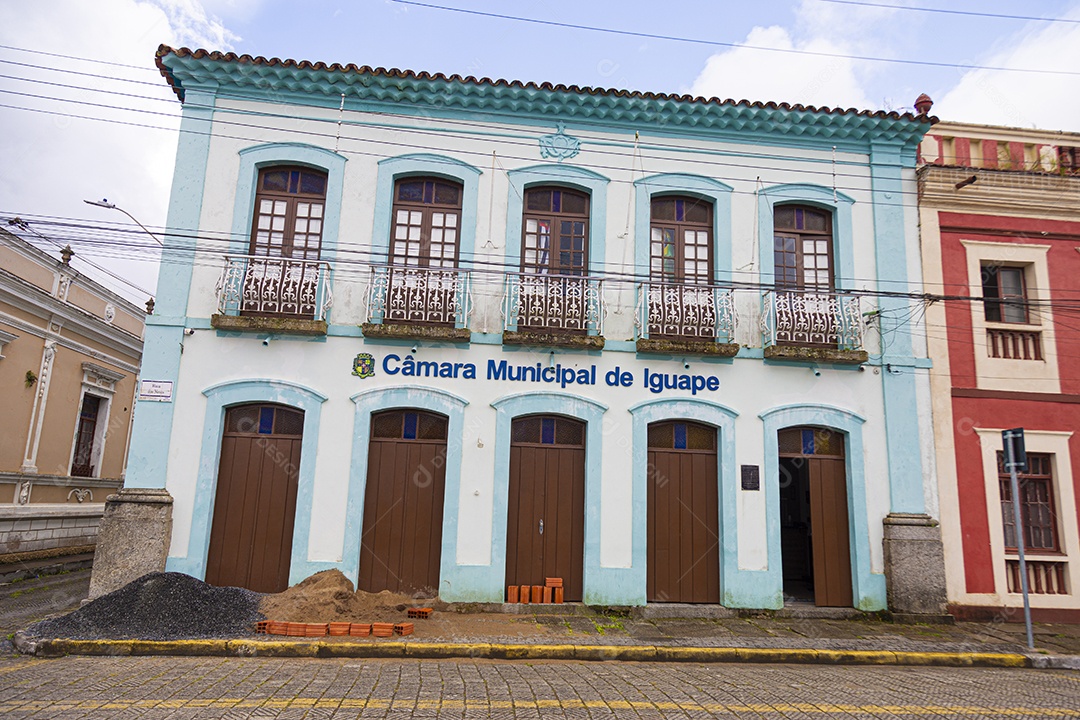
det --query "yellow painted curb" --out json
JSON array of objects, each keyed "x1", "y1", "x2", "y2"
[
  {"x1": 226, "y1": 640, "x2": 319, "y2": 658},
  {"x1": 573, "y1": 645, "x2": 657, "y2": 662},
  {"x1": 405, "y1": 642, "x2": 493, "y2": 659},
  {"x1": 24, "y1": 638, "x2": 1037, "y2": 668}
]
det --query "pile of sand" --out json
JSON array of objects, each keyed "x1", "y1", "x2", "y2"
[{"x1": 260, "y1": 569, "x2": 442, "y2": 623}]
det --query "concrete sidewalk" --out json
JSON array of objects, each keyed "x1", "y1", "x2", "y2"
[
  {"x1": 12, "y1": 594, "x2": 1080, "y2": 669},
  {"x1": 7, "y1": 568, "x2": 1080, "y2": 668}
]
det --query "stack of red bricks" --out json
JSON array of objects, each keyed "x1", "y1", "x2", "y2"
[
  {"x1": 506, "y1": 578, "x2": 564, "y2": 604},
  {"x1": 255, "y1": 610, "x2": 430, "y2": 638}
]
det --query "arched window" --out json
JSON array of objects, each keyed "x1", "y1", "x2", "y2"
[
  {"x1": 391, "y1": 177, "x2": 463, "y2": 268},
  {"x1": 522, "y1": 187, "x2": 590, "y2": 276},
  {"x1": 250, "y1": 166, "x2": 327, "y2": 260},
  {"x1": 773, "y1": 205, "x2": 833, "y2": 291},
  {"x1": 650, "y1": 196, "x2": 712, "y2": 285}
]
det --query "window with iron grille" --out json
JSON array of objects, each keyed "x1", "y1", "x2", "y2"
[
  {"x1": 773, "y1": 205, "x2": 833, "y2": 291},
  {"x1": 521, "y1": 187, "x2": 589, "y2": 276},
  {"x1": 391, "y1": 178, "x2": 463, "y2": 268},
  {"x1": 998, "y1": 452, "x2": 1059, "y2": 553}
]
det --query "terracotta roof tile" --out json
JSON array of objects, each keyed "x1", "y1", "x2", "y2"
[{"x1": 155, "y1": 45, "x2": 935, "y2": 124}]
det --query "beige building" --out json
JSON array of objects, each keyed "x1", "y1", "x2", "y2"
[{"x1": 0, "y1": 226, "x2": 145, "y2": 565}]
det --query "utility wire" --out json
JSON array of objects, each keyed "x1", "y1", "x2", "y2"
[
  {"x1": 390, "y1": 0, "x2": 1080, "y2": 77},
  {"x1": 0, "y1": 43, "x2": 160, "y2": 71},
  {"x1": 817, "y1": 0, "x2": 1080, "y2": 25}
]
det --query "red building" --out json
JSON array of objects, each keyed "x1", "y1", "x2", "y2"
[{"x1": 919, "y1": 117, "x2": 1080, "y2": 620}]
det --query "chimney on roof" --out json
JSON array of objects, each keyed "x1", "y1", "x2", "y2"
[{"x1": 914, "y1": 93, "x2": 933, "y2": 115}]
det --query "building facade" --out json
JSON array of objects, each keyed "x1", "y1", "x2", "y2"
[
  {"x1": 919, "y1": 121, "x2": 1080, "y2": 621},
  {"x1": 101, "y1": 45, "x2": 944, "y2": 611},
  {"x1": 0, "y1": 226, "x2": 144, "y2": 562}
]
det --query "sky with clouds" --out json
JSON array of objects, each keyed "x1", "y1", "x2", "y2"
[{"x1": 1, "y1": 0, "x2": 1077, "y2": 301}]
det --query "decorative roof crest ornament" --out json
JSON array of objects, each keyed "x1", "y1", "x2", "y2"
[{"x1": 539, "y1": 122, "x2": 581, "y2": 162}]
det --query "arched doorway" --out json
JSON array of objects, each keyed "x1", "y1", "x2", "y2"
[
  {"x1": 206, "y1": 403, "x2": 304, "y2": 592},
  {"x1": 359, "y1": 409, "x2": 448, "y2": 595},
  {"x1": 647, "y1": 420, "x2": 720, "y2": 603},
  {"x1": 505, "y1": 415, "x2": 586, "y2": 601},
  {"x1": 778, "y1": 426, "x2": 852, "y2": 607}
]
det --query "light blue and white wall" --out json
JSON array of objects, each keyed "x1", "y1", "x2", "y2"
[{"x1": 129, "y1": 77, "x2": 934, "y2": 609}]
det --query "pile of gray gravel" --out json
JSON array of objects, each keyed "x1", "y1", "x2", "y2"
[{"x1": 23, "y1": 572, "x2": 263, "y2": 640}]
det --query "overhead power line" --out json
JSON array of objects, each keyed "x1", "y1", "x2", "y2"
[
  {"x1": 817, "y1": 0, "x2": 1080, "y2": 25},
  {"x1": 390, "y1": 0, "x2": 1080, "y2": 77},
  {"x1": 0, "y1": 43, "x2": 159, "y2": 71}
]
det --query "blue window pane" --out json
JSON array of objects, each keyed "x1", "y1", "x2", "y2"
[
  {"x1": 674, "y1": 423, "x2": 687, "y2": 449},
  {"x1": 422, "y1": 182, "x2": 434, "y2": 204},
  {"x1": 541, "y1": 418, "x2": 555, "y2": 445},
  {"x1": 675, "y1": 199, "x2": 684, "y2": 222},
  {"x1": 404, "y1": 412, "x2": 418, "y2": 439},
  {"x1": 288, "y1": 170, "x2": 300, "y2": 194},
  {"x1": 801, "y1": 429, "x2": 815, "y2": 455},
  {"x1": 552, "y1": 191, "x2": 561, "y2": 213},
  {"x1": 259, "y1": 407, "x2": 274, "y2": 435}
]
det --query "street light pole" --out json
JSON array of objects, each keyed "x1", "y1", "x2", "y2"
[{"x1": 83, "y1": 199, "x2": 163, "y2": 246}]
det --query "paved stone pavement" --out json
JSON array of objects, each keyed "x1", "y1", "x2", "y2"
[
  {"x1": 0, "y1": 569, "x2": 89, "y2": 639},
  {"x1": 0, "y1": 655, "x2": 1077, "y2": 718}
]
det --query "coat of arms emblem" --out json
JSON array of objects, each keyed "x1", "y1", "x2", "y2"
[{"x1": 352, "y1": 353, "x2": 375, "y2": 379}]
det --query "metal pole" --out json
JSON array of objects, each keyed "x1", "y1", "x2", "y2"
[{"x1": 1008, "y1": 464, "x2": 1034, "y2": 650}]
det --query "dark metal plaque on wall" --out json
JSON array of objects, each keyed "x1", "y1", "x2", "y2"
[{"x1": 741, "y1": 465, "x2": 760, "y2": 491}]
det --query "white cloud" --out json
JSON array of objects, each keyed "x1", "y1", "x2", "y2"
[
  {"x1": 689, "y1": 0, "x2": 901, "y2": 111},
  {"x1": 0, "y1": 0, "x2": 241, "y2": 302},
  {"x1": 155, "y1": 0, "x2": 241, "y2": 49},
  {"x1": 933, "y1": 10, "x2": 1080, "y2": 132},
  {"x1": 690, "y1": 25, "x2": 874, "y2": 110}
]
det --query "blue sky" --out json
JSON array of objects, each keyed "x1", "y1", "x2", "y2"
[{"x1": 1, "y1": 0, "x2": 1078, "y2": 300}]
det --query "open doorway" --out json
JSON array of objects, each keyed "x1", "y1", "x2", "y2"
[
  {"x1": 777, "y1": 427, "x2": 853, "y2": 607},
  {"x1": 780, "y1": 456, "x2": 814, "y2": 602}
]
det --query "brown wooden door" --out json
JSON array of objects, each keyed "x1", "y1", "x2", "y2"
[
  {"x1": 206, "y1": 404, "x2": 304, "y2": 593},
  {"x1": 809, "y1": 457, "x2": 853, "y2": 607},
  {"x1": 505, "y1": 415, "x2": 585, "y2": 601},
  {"x1": 359, "y1": 410, "x2": 448, "y2": 596},
  {"x1": 647, "y1": 421, "x2": 720, "y2": 603}
]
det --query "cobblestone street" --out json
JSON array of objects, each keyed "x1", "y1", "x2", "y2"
[{"x1": 0, "y1": 655, "x2": 1077, "y2": 718}]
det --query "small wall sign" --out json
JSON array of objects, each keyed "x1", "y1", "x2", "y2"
[
  {"x1": 138, "y1": 380, "x2": 174, "y2": 402},
  {"x1": 741, "y1": 465, "x2": 760, "y2": 491}
]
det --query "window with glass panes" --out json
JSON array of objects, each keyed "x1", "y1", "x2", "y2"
[
  {"x1": 250, "y1": 167, "x2": 327, "y2": 260},
  {"x1": 982, "y1": 265, "x2": 1029, "y2": 324},
  {"x1": 650, "y1": 196, "x2": 713, "y2": 284},
  {"x1": 391, "y1": 178, "x2": 462, "y2": 267},
  {"x1": 522, "y1": 187, "x2": 589, "y2": 275},
  {"x1": 998, "y1": 452, "x2": 1059, "y2": 552},
  {"x1": 773, "y1": 205, "x2": 833, "y2": 290}
]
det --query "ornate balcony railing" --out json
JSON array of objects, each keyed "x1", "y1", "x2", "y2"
[
  {"x1": 216, "y1": 254, "x2": 333, "y2": 320},
  {"x1": 636, "y1": 282, "x2": 736, "y2": 342},
  {"x1": 366, "y1": 265, "x2": 471, "y2": 327},
  {"x1": 987, "y1": 328, "x2": 1043, "y2": 360},
  {"x1": 760, "y1": 290, "x2": 864, "y2": 349},
  {"x1": 1006, "y1": 559, "x2": 1067, "y2": 594},
  {"x1": 504, "y1": 273, "x2": 604, "y2": 335}
]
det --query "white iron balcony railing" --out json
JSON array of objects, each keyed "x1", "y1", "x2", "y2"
[
  {"x1": 760, "y1": 290, "x2": 864, "y2": 349},
  {"x1": 367, "y1": 265, "x2": 471, "y2": 327},
  {"x1": 216, "y1": 254, "x2": 333, "y2": 320},
  {"x1": 504, "y1": 273, "x2": 604, "y2": 334},
  {"x1": 636, "y1": 282, "x2": 737, "y2": 342}
]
